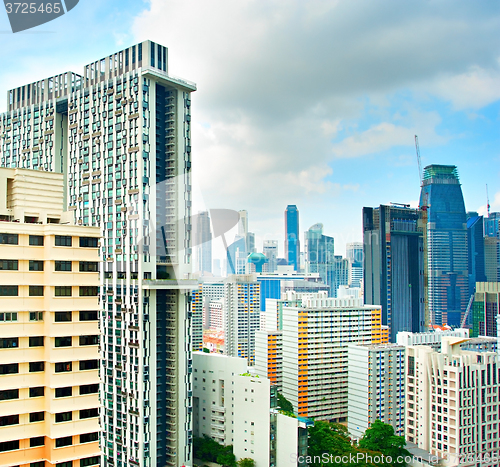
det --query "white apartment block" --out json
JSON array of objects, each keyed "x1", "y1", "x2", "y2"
[
  {"x1": 282, "y1": 292, "x2": 386, "y2": 421},
  {"x1": 224, "y1": 275, "x2": 260, "y2": 365},
  {"x1": 192, "y1": 352, "x2": 247, "y2": 446},
  {"x1": 348, "y1": 343, "x2": 405, "y2": 439},
  {"x1": 406, "y1": 337, "x2": 500, "y2": 466},
  {"x1": 397, "y1": 328, "x2": 469, "y2": 351},
  {"x1": 0, "y1": 41, "x2": 197, "y2": 467},
  {"x1": 209, "y1": 299, "x2": 224, "y2": 330}
]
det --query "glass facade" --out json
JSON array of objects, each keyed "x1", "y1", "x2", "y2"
[
  {"x1": 285, "y1": 205, "x2": 299, "y2": 271},
  {"x1": 419, "y1": 165, "x2": 468, "y2": 327}
]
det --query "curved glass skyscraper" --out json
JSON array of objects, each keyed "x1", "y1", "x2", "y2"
[{"x1": 419, "y1": 165, "x2": 468, "y2": 327}]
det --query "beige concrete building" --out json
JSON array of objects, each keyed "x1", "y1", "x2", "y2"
[
  {"x1": 0, "y1": 168, "x2": 101, "y2": 467},
  {"x1": 405, "y1": 336, "x2": 500, "y2": 466}
]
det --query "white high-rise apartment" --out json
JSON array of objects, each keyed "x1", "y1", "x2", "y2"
[
  {"x1": 348, "y1": 343, "x2": 405, "y2": 439},
  {"x1": 0, "y1": 41, "x2": 197, "y2": 467},
  {"x1": 281, "y1": 292, "x2": 387, "y2": 421},
  {"x1": 406, "y1": 337, "x2": 500, "y2": 465}
]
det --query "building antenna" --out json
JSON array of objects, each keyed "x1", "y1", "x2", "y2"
[{"x1": 486, "y1": 184, "x2": 490, "y2": 217}]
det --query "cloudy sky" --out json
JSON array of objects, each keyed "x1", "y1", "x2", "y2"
[{"x1": 1, "y1": 0, "x2": 499, "y2": 259}]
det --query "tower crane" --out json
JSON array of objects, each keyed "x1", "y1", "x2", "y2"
[{"x1": 415, "y1": 135, "x2": 423, "y2": 186}]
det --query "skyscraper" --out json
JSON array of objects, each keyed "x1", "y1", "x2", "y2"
[
  {"x1": 285, "y1": 205, "x2": 300, "y2": 271},
  {"x1": 419, "y1": 165, "x2": 468, "y2": 327},
  {"x1": 195, "y1": 211, "x2": 212, "y2": 274},
  {"x1": 304, "y1": 223, "x2": 335, "y2": 296},
  {"x1": 363, "y1": 205, "x2": 424, "y2": 341},
  {"x1": 466, "y1": 214, "x2": 486, "y2": 296},
  {"x1": 263, "y1": 240, "x2": 278, "y2": 273},
  {"x1": 0, "y1": 41, "x2": 196, "y2": 467},
  {"x1": 346, "y1": 242, "x2": 363, "y2": 288}
]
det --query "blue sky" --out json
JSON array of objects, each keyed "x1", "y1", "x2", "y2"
[{"x1": 1, "y1": 0, "x2": 499, "y2": 259}]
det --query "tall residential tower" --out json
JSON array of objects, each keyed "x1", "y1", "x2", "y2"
[{"x1": 0, "y1": 41, "x2": 197, "y2": 467}]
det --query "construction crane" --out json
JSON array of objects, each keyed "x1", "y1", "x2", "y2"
[
  {"x1": 460, "y1": 294, "x2": 475, "y2": 328},
  {"x1": 415, "y1": 135, "x2": 423, "y2": 186},
  {"x1": 486, "y1": 184, "x2": 491, "y2": 217}
]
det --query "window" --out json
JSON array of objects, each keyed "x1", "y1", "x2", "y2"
[
  {"x1": 55, "y1": 362, "x2": 72, "y2": 373},
  {"x1": 29, "y1": 286, "x2": 44, "y2": 296},
  {"x1": 0, "y1": 286, "x2": 18, "y2": 296},
  {"x1": 79, "y1": 335, "x2": 98, "y2": 346},
  {"x1": 29, "y1": 235, "x2": 44, "y2": 246},
  {"x1": 55, "y1": 261, "x2": 72, "y2": 272},
  {"x1": 80, "y1": 408, "x2": 99, "y2": 419},
  {"x1": 56, "y1": 387, "x2": 72, "y2": 398},
  {"x1": 0, "y1": 414, "x2": 19, "y2": 426},
  {"x1": 0, "y1": 389, "x2": 19, "y2": 401},
  {"x1": 0, "y1": 233, "x2": 18, "y2": 245},
  {"x1": 29, "y1": 261, "x2": 44, "y2": 271},
  {"x1": 81, "y1": 456, "x2": 99, "y2": 467},
  {"x1": 79, "y1": 286, "x2": 98, "y2": 296},
  {"x1": 55, "y1": 436, "x2": 72, "y2": 448},
  {"x1": 79, "y1": 360, "x2": 98, "y2": 371},
  {"x1": 55, "y1": 236, "x2": 72, "y2": 246},
  {"x1": 79, "y1": 262, "x2": 99, "y2": 273},
  {"x1": 31, "y1": 462, "x2": 45, "y2": 467},
  {"x1": 29, "y1": 336, "x2": 44, "y2": 347},
  {"x1": 29, "y1": 412, "x2": 44, "y2": 423},
  {"x1": 55, "y1": 337, "x2": 72, "y2": 347},
  {"x1": 0, "y1": 260, "x2": 18, "y2": 270},
  {"x1": 79, "y1": 237, "x2": 98, "y2": 248},
  {"x1": 58, "y1": 462, "x2": 73, "y2": 467},
  {"x1": 0, "y1": 337, "x2": 18, "y2": 348},
  {"x1": 0, "y1": 439, "x2": 19, "y2": 452},
  {"x1": 29, "y1": 387, "x2": 44, "y2": 397},
  {"x1": 55, "y1": 286, "x2": 72, "y2": 297},
  {"x1": 0, "y1": 312, "x2": 18, "y2": 322},
  {"x1": 55, "y1": 411, "x2": 72, "y2": 423},
  {"x1": 80, "y1": 432, "x2": 99, "y2": 443},
  {"x1": 80, "y1": 384, "x2": 99, "y2": 395},
  {"x1": 30, "y1": 437, "x2": 45, "y2": 447},
  {"x1": 30, "y1": 311, "x2": 43, "y2": 321},
  {"x1": 55, "y1": 311, "x2": 72, "y2": 322},
  {"x1": 29, "y1": 362, "x2": 44, "y2": 372},
  {"x1": 79, "y1": 311, "x2": 98, "y2": 321}
]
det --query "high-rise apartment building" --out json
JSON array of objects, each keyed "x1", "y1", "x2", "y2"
[
  {"x1": 348, "y1": 343, "x2": 405, "y2": 439},
  {"x1": 285, "y1": 205, "x2": 300, "y2": 271},
  {"x1": 304, "y1": 223, "x2": 335, "y2": 296},
  {"x1": 194, "y1": 211, "x2": 212, "y2": 274},
  {"x1": 223, "y1": 274, "x2": 260, "y2": 365},
  {"x1": 405, "y1": 336, "x2": 500, "y2": 464},
  {"x1": 363, "y1": 204, "x2": 425, "y2": 341},
  {"x1": 419, "y1": 165, "x2": 468, "y2": 327},
  {"x1": 191, "y1": 285, "x2": 203, "y2": 352},
  {"x1": 0, "y1": 168, "x2": 101, "y2": 467},
  {"x1": 281, "y1": 292, "x2": 388, "y2": 421},
  {"x1": 0, "y1": 41, "x2": 197, "y2": 467}
]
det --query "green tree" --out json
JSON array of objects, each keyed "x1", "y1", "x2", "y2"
[
  {"x1": 217, "y1": 445, "x2": 237, "y2": 467},
  {"x1": 359, "y1": 420, "x2": 411, "y2": 467},
  {"x1": 202, "y1": 347, "x2": 210, "y2": 353},
  {"x1": 308, "y1": 421, "x2": 355, "y2": 466},
  {"x1": 277, "y1": 392, "x2": 294, "y2": 414},
  {"x1": 237, "y1": 458, "x2": 255, "y2": 467}
]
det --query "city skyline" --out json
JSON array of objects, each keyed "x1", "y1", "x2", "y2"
[{"x1": 0, "y1": 1, "x2": 499, "y2": 259}]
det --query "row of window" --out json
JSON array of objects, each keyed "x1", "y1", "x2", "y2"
[
  {"x1": 0, "y1": 310, "x2": 98, "y2": 322},
  {"x1": 0, "y1": 335, "x2": 99, "y2": 349},
  {"x1": 0, "y1": 431, "x2": 99, "y2": 452},
  {"x1": 0, "y1": 408, "x2": 99, "y2": 427},
  {"x1": 0, "y1": 260, "x2": 99, "y2": 272},
  {"x1": 0, "y1": 286, "x2": 99, "y2": 296},
  {"x1": 0, "y1": 384, "x2": 98, "y2": 401},
  {"x1": 0, "y1": 233, "x2": 99, "y2": 248},
  {"x1": 0, "y1": 359, "x2": 98, "y2": 374}
]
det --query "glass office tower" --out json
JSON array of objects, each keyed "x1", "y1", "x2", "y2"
[
  {"x1": 285, "y1": 205, "x2": 300, "y2": 271},
  {"x1": 0, "y1": 40, "x2": 196, "y2": 467},
  {"x1": 419, "y1": 165, "x2": 468, "y2": 327}
]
